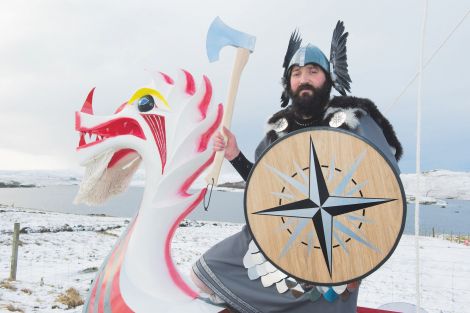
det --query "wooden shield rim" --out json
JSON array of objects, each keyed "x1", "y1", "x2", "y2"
[{"x1": 243, "y1": 127, "x2": 407, "y2": 286}]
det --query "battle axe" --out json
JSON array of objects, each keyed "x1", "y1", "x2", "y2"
[{"x1": 205, "y1": 16, "x2": 256, "y2": 185}]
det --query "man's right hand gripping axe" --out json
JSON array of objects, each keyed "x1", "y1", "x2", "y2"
[{"x1": 205, "y1": 17, "x2": 256, "y2": 186}]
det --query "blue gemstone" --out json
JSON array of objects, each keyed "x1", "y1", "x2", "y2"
[{"x1": 323, "y1": 287, "x2": 339, "y2": 302}]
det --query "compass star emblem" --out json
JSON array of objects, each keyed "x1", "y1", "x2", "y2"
[{"x1": 253, "y1": 137, "x2": 396, "y2": 277}]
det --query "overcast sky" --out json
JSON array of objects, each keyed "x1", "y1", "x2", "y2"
[{"x1": 0, "y1": 0, "x2": 469, "y2": 173}]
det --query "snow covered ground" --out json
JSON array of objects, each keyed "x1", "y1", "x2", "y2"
[{"x1": 1, "y1": 205, "x2": 469, "y2": 313}]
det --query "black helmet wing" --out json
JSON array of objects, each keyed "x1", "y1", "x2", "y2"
[
  {"x1": 330, "y1": 21, "x2": 352, "y2": 95},
  {"x1": 281, "y1": 30, "x2": 302, "y2": 107}
]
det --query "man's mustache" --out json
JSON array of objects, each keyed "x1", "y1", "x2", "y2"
[{"x1": 294, "y1": 84, "x2": 316, "y2": 96}]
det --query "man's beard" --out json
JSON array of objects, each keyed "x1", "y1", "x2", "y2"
[{"x1": 289, "y1": 83, "x2": 331, "y2": 118}]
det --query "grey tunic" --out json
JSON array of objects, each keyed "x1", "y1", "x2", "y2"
[{"x1": 193, "y1": 112, "x2": 400, "y2": 313}]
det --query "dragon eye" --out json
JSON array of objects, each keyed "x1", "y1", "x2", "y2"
[{"x1": 137, "y1": 95, "x2": 155, "y2": 112}]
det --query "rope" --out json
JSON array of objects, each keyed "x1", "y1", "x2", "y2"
[
  {"x1": 385, "y1": 7, "x2": 470, "y2": 113},
  {"x1": 415, "y1": 1, "x2": 429, "y2": 312},
  {"x1": 203, "y1": 179, "x2": 215, "y2": 211}
]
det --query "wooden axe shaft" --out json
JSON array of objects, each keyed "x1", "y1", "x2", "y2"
[{"x1": 205, "y1": 47, "x2": 251, "y2": 185}]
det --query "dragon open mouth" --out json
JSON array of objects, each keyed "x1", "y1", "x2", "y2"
[
  {"x1": 74, "y1": 115, "x2": 144, "y2": 206},
  {"x1": 77, "y1": 117, "x2": 145, "y2": 149},
  {"x1": 75, "y1": 113, "x2": 166, "y2": 173},
  {"x1": 75, "y1": 88, "x2": 167, "y2": 171}
]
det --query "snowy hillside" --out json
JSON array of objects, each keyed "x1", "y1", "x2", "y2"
[
  {"x1": 0, "y1": 169, "x2": 241, "y2": 189},
  {"x1": 0, "y1": 170, "x2": 82, "y2": 187},
  {"x1": 400, "y1": 170, "x2": 470, "y2": 200},
  {"x1": 1, "y1": 169, "x2": 470, "y2": 200}
]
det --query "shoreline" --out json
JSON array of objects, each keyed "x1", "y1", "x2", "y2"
[{"x1": 1, "y1": 168, "x2": 470, "y2": 201}]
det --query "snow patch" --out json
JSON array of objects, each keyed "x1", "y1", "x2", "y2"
[{"x1": 0, "y1": 206, "x2": 469, "y2": 313}]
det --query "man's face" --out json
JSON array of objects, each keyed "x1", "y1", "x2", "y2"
[
  {"x1": 287, "y1": 63, "x2": 331, "y2": 118},
  {"x1": 289, "y1": 64, "x2": 327, "y2": 97}
]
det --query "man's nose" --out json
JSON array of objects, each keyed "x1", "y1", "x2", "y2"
[{"x1": 299, "y1": 72, "x2": 309, "y2": 83}]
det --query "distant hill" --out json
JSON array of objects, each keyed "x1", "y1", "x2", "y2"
[
  {"x1": 1, "y1": 169, "x2": 469, "y2": 201},
  {"x1": 216, "y1": 181, "x2": 246, "y2": 189},
  {"x1": 400, "y1": 170, "x2": 470, "y2": 200}
]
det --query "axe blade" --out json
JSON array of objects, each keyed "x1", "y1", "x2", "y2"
[{"x1": 206, "y1": 16, "x2": 256, "y2": 62}]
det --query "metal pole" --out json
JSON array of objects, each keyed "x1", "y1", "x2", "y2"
[
  {"x1": 9, "y1": 222, "x2": 20, "y2": 281},
  {"x1": 415, "y1": 1, "x2": 428, "y2": 312}
]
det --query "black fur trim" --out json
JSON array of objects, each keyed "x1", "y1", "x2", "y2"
[
  {"x1": 266, "y1": 129, "x2": 279, "y2": 144},
  {"x1": 266, "y1": 96, "x2": 403, "y2": 161},
  {"x1": 326, "y1": 96, "x2": 403, "y2": 160},
  {"x1": 266, "y1": 107, "x2": 326, "y2": 142}
]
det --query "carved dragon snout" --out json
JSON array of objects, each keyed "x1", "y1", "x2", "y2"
[{"x1": 75, "y1": 87, "x2": 167, "y2": 172}]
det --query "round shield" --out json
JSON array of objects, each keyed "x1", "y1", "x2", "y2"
[{"x1": 245, "y1": 128, "x2": 406, "y2": 285}]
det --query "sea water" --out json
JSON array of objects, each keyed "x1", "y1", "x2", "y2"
[{"x1": 0, "y1": 186, "x2": 469, "y2": 235}]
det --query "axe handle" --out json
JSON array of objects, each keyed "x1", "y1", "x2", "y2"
[{"x1": 205, "y1": 47, "x2": 251, "y2": 185}]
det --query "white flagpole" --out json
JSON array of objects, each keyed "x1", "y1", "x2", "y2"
[{"x1": 415, "y1": 1, "x2": 428, "y2": 312}]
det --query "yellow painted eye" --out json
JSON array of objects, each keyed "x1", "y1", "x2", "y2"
[{"x1": 128, "y1": 87, "x2": 170, "y2": 110}]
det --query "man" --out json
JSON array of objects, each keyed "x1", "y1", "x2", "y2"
[{"x1": 192, "y1": 22, "x2": 402, "y2": 313}]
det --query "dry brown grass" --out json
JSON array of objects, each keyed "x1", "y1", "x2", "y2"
[
  {"x1": 20, "y1": 288, "x2": 32, "y2": 295},
  {"x1": 55, "y1": 287, "x2": 84, "y2": 309},
  {"x1": 5, "y1": 304, "x2": 24, "y2": 312},
  {"x1": 98, "y1": 229, "x2": 119, "y2": 237},
  {"x1": 0, "y1": 280, "x2": 17, "y2": 291}
]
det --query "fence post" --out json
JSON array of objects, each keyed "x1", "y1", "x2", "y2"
[
  {"x1": 9, "y1": 222, "x2": 20, "y2": 281},
  {"x1": 432, "y1": 227, "x2": 435, "y2": 238}
]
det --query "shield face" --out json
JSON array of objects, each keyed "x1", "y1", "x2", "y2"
[{"x1": 245, "y1": 128, "x2": 406, "y2": 285}]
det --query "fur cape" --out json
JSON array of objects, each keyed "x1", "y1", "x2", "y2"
[{"x1": 265, "y1": 96, "x2": 403, "y2": 161}]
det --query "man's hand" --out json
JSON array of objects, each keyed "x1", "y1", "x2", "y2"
[{"x1": 213, "y1": 126, "x2": 240, "y2": 161}]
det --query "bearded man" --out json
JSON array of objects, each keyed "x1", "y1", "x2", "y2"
[{"x1": 191, "y1": 22, "x2": 403, "y2": 313}]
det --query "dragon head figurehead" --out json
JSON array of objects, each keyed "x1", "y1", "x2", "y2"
[
  {"x1": 74, "y1": 84, "x2": 170, "y2": 205},
  {"x1": 74, "y1": 69, "x2": 221, "y2": 208}
]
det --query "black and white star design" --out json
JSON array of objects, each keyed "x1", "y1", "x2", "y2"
[{"x1": 253, "y1": 137, "x2": 396, "y2": 276}]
